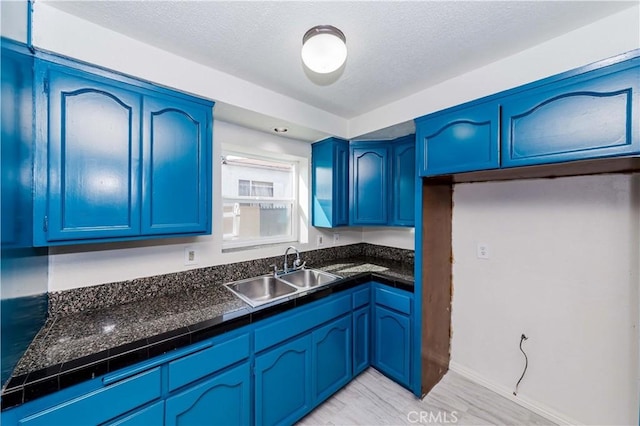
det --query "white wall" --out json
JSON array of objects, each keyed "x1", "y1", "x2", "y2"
[
  {"x1": 450, "y1": 174, "x2": 640, "y2": 425},
  {"x1": 1, "y1": 0, "x2": 28, "y2": 43},
  {"x1": 361, "y1": 227, "x2": 415, "y2": 250},
  {"x1": 48, "y1": 121, "x2": 362, "y2": 292}
]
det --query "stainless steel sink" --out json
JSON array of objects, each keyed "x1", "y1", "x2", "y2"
[
  {"x1": 277, "y1": 269, "x2": 342, "y2": 289},
  {"x1": 225, "y1": 275, "x2": 297, "y2": 307}
]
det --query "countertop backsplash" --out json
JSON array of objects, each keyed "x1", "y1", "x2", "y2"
[{"x1": 48, "y1": 243, "x2": 414, "y2": 317}]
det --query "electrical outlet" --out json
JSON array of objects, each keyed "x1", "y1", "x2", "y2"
[
  {"x1": 476, "y1": 243, "x2": 490, "y2": 259},
  {"x1": 316, "y1": 235, "x2": 324, "y2": 247},
  {"x1": 333, "y1": 233, "x2": 340, "y2": 244},
  {"x1": 184, "y1": 246, "x2": 198, "y2": 265}
]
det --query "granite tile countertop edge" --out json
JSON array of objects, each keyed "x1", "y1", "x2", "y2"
[{"x1": 1, "y1": 256, "x2": 413, "y2": 410}]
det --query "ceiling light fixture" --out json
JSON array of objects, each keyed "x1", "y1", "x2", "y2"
[
  {"x1": 301, "y1": 25, "x2": 347, "y2": 74},
  {"x1": 273, "y1": 127, "x2": 288, "y2": 133}
]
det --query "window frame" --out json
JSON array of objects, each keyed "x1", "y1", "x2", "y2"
[{"x1": 221, "y1": 150, "x2": 299, "y2": 250}]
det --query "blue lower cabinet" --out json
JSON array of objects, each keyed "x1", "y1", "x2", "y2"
[
  {"x1": 18, "y1": 368, "x2": 161, "y2": 426},
  {"x1": 353, "y1": 305, "x2": 371, "y2": 376},
  {"x1": 373, "y1": 306, "x2": 411, "y2": 388},
  {"x1": 107, "y1": 401, "x2": 164, "y2": 426},
  {"x1": 165, "y1": 363, "x2": 251, "y2": 426},
  {"x1": 312, "y1": 315, "x2": 352, "y2": 403},
  {"x1": 255, "y1": 335, "x2": 313, "y2": 426}
]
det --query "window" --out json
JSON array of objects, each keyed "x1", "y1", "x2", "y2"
[{"x1": 222, "y1": 153, "x2": 297, "y2": 248}]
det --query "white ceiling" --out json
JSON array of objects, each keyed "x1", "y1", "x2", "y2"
[{"x1": 44, "y1": 0, "x2": 636, "y2": 138}]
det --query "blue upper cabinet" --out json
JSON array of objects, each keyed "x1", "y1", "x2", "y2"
[
  {"x1": 349, "y1": 137, "x2": 415, "y2": 227},
  {"x1": 35, "y1": 62, "x2": 142, "y2": 244},
  {"x1": 415, "y1": 101, "x2": 500, "y2": 176},
  {"x1": 415, "y1": 52, "x2": 639, "y2": 176},
  {"x1": 311, "y1": 137, "x2": 349, "y2": 228},
  {"x1": 390, "y1": 135, "x2": 416, "y2": 226},
  {"x1": 142, "y1": 96, "x2": 211, "y2": 235},
  {"x1": 33, "y1": 58, "x2": 213, "y2": 246},
  {"x1": 350, "y1": 142, "x2": 389, "y2": 226},
  {"x1": 502, "y1": 58, "x2": 640, "y2": 167}
]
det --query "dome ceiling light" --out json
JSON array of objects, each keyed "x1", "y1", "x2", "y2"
[{"x1": 301, "y1": 25, "x2": 347, "y2": 74}]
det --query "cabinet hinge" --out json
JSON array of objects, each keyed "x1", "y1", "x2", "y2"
[
  {"x1": 43, "y1": 216, "x2": 48, "y2": 232},
  {"x1": 43, "y1": 78, "x2": 49, "y2": 93}
]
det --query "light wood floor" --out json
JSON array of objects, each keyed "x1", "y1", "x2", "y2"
[{"x1": 298, "y1": 368, "x2": 555, "y2": 426}]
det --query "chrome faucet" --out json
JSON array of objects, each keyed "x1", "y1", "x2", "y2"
[{"x1": 283, "y1": 246, "x2": 305, "y2": 273}]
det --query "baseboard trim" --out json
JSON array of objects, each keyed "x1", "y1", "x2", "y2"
[{"x1": 449, "y1": 361, "x2": 583, "y2": 426}]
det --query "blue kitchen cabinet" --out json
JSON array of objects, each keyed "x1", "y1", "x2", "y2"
[
  {"x1": 353, "y1": 305, "x2": 371, "y2": 376},
  {"x1": 390, "y1": 135, "x2": 416, "y2": 226},
  {"x1": 352, "y1": 286, "x2": 371, "y2": 376},
  {"x1": 502, "y1": 58, "x2": 640, "y2": 167},
  {"x1": 372, "y1": 285, "x2": 412, "y2": 389},
  {"x1": 415, "y1": 101, "x2": 500, "y2": 176},
  {"x1": 165, "y1": 363, "x2": 251, "y2": 426},
  {"x1": 107, "y1": 401, "x2": 164, "y2": 426},
  {"x1": 311, "y1": 137, "x2": 349, "y2": 228},
  {"x1": 350, "y1": 143, "x2": 389, "y2": 225},
  {"x1": 17, "y1": 368, "x2": 162, "y2": 426},
  {"x1": 32, "y1": 59, "x2": 213, "y2": 246},
  {"x1": 312, "y1": 315, "x2": 352, "y2": 403},
  {"x1": 34, "y1": 61, "x2": 142, "y2": 244},
  {"x1": 255, "y1": 334, "x2": 313, "y2": 426},
  {"x1": 142, "y1": 95, "x2": 210, "y2": 235}
]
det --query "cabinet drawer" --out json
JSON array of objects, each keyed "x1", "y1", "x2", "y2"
[
  {"x1": 353, "y1": 286, "x2": 371, "y2": 309},
  {"x1": 254, "y1": 293, "x2": 351, "y2": 353},
  {"x1": 168, "y1": 333, "x2": 250, "y2": 392},
  {"x1": 374, "y1": 287, "x2": 412, "y2": 315},
  {"x1": 19, "y1": 368, "x2": 161, "y2": 426}
]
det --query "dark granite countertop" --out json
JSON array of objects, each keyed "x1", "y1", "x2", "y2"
[{"x1": 2, "y1": 256, "x2": 413, "y2": 410}]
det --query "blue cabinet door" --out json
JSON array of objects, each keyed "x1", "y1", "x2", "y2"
[
  {"x1": 373, "y1": 306, "x2": 411, "y2": 388},
  {"x1": 165, "y1": 363, "x2": 251, "y2": 426},
  {"x1": 502, "y1": 60, "x2": 640, "y2": 167},
  {"x1": 36, "y1": 62, "x2": 142, "y2": 244},
  {"x1": 416, "y1": 102, "x2": 500, "y2": 176},
  {"x1": 311, "y1": 138, "x2": 349, "y2": 228},
  {"x1": 142, "y1": 96, "x2": 211, "y2": 235},
  {"x1": 390, "y1": 136, "x2": 416, "y2": 226},
  {"x1": 353, "y1": 305, "x2": 370, "y2": 376},
  {"x1": 255, "y1": 334, "x2": 313, "y2": 426},
  {"x1": 350, "y1": 143, "x2": 389, "y2": 225},
  {"x1": 312, "y1": 315, "x2": 352, "y2": 403}
]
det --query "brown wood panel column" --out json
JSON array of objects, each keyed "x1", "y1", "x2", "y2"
[{"x1": 421, "y1": 180, "x2": 453, "y2": 395}]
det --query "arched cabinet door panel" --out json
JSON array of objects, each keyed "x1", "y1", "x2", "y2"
[
  {"x1": 142, "y1": 97, "x2": 210, "y2": 235},
  {"x1": 255, "y1": 335, "x2": 313, "y2": 426},
  {"x1": 37, "y1": 64, "x2": 142, "y2": 244},
  {"x1": 502, "y1": 62, "x2": 640, "y2": 167},
  {"x1": 350, "y1": 144, "x2": 389, "y2": 225},
  {"x1": 373, "y1": 306, "x2": 411, "y2": 387},
  {"x1": 165, "y1": 363, "x2": 251, "y2": 426},
  {"x1": 416, "y1": 102, "x2": 500, "y2": 176}
]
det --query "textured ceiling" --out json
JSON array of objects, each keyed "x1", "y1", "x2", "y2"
[{"x1": 45, "y1": 0, "x2": 635, "y2": 121}]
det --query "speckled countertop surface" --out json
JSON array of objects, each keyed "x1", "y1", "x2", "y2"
[{"x1": 2, "y1": 255, "x2": 413, "y2": 409}]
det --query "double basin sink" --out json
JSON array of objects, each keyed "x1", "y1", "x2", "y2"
[{"x1": 225, "y1": 268, "x2": 342, "y2": 307}]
